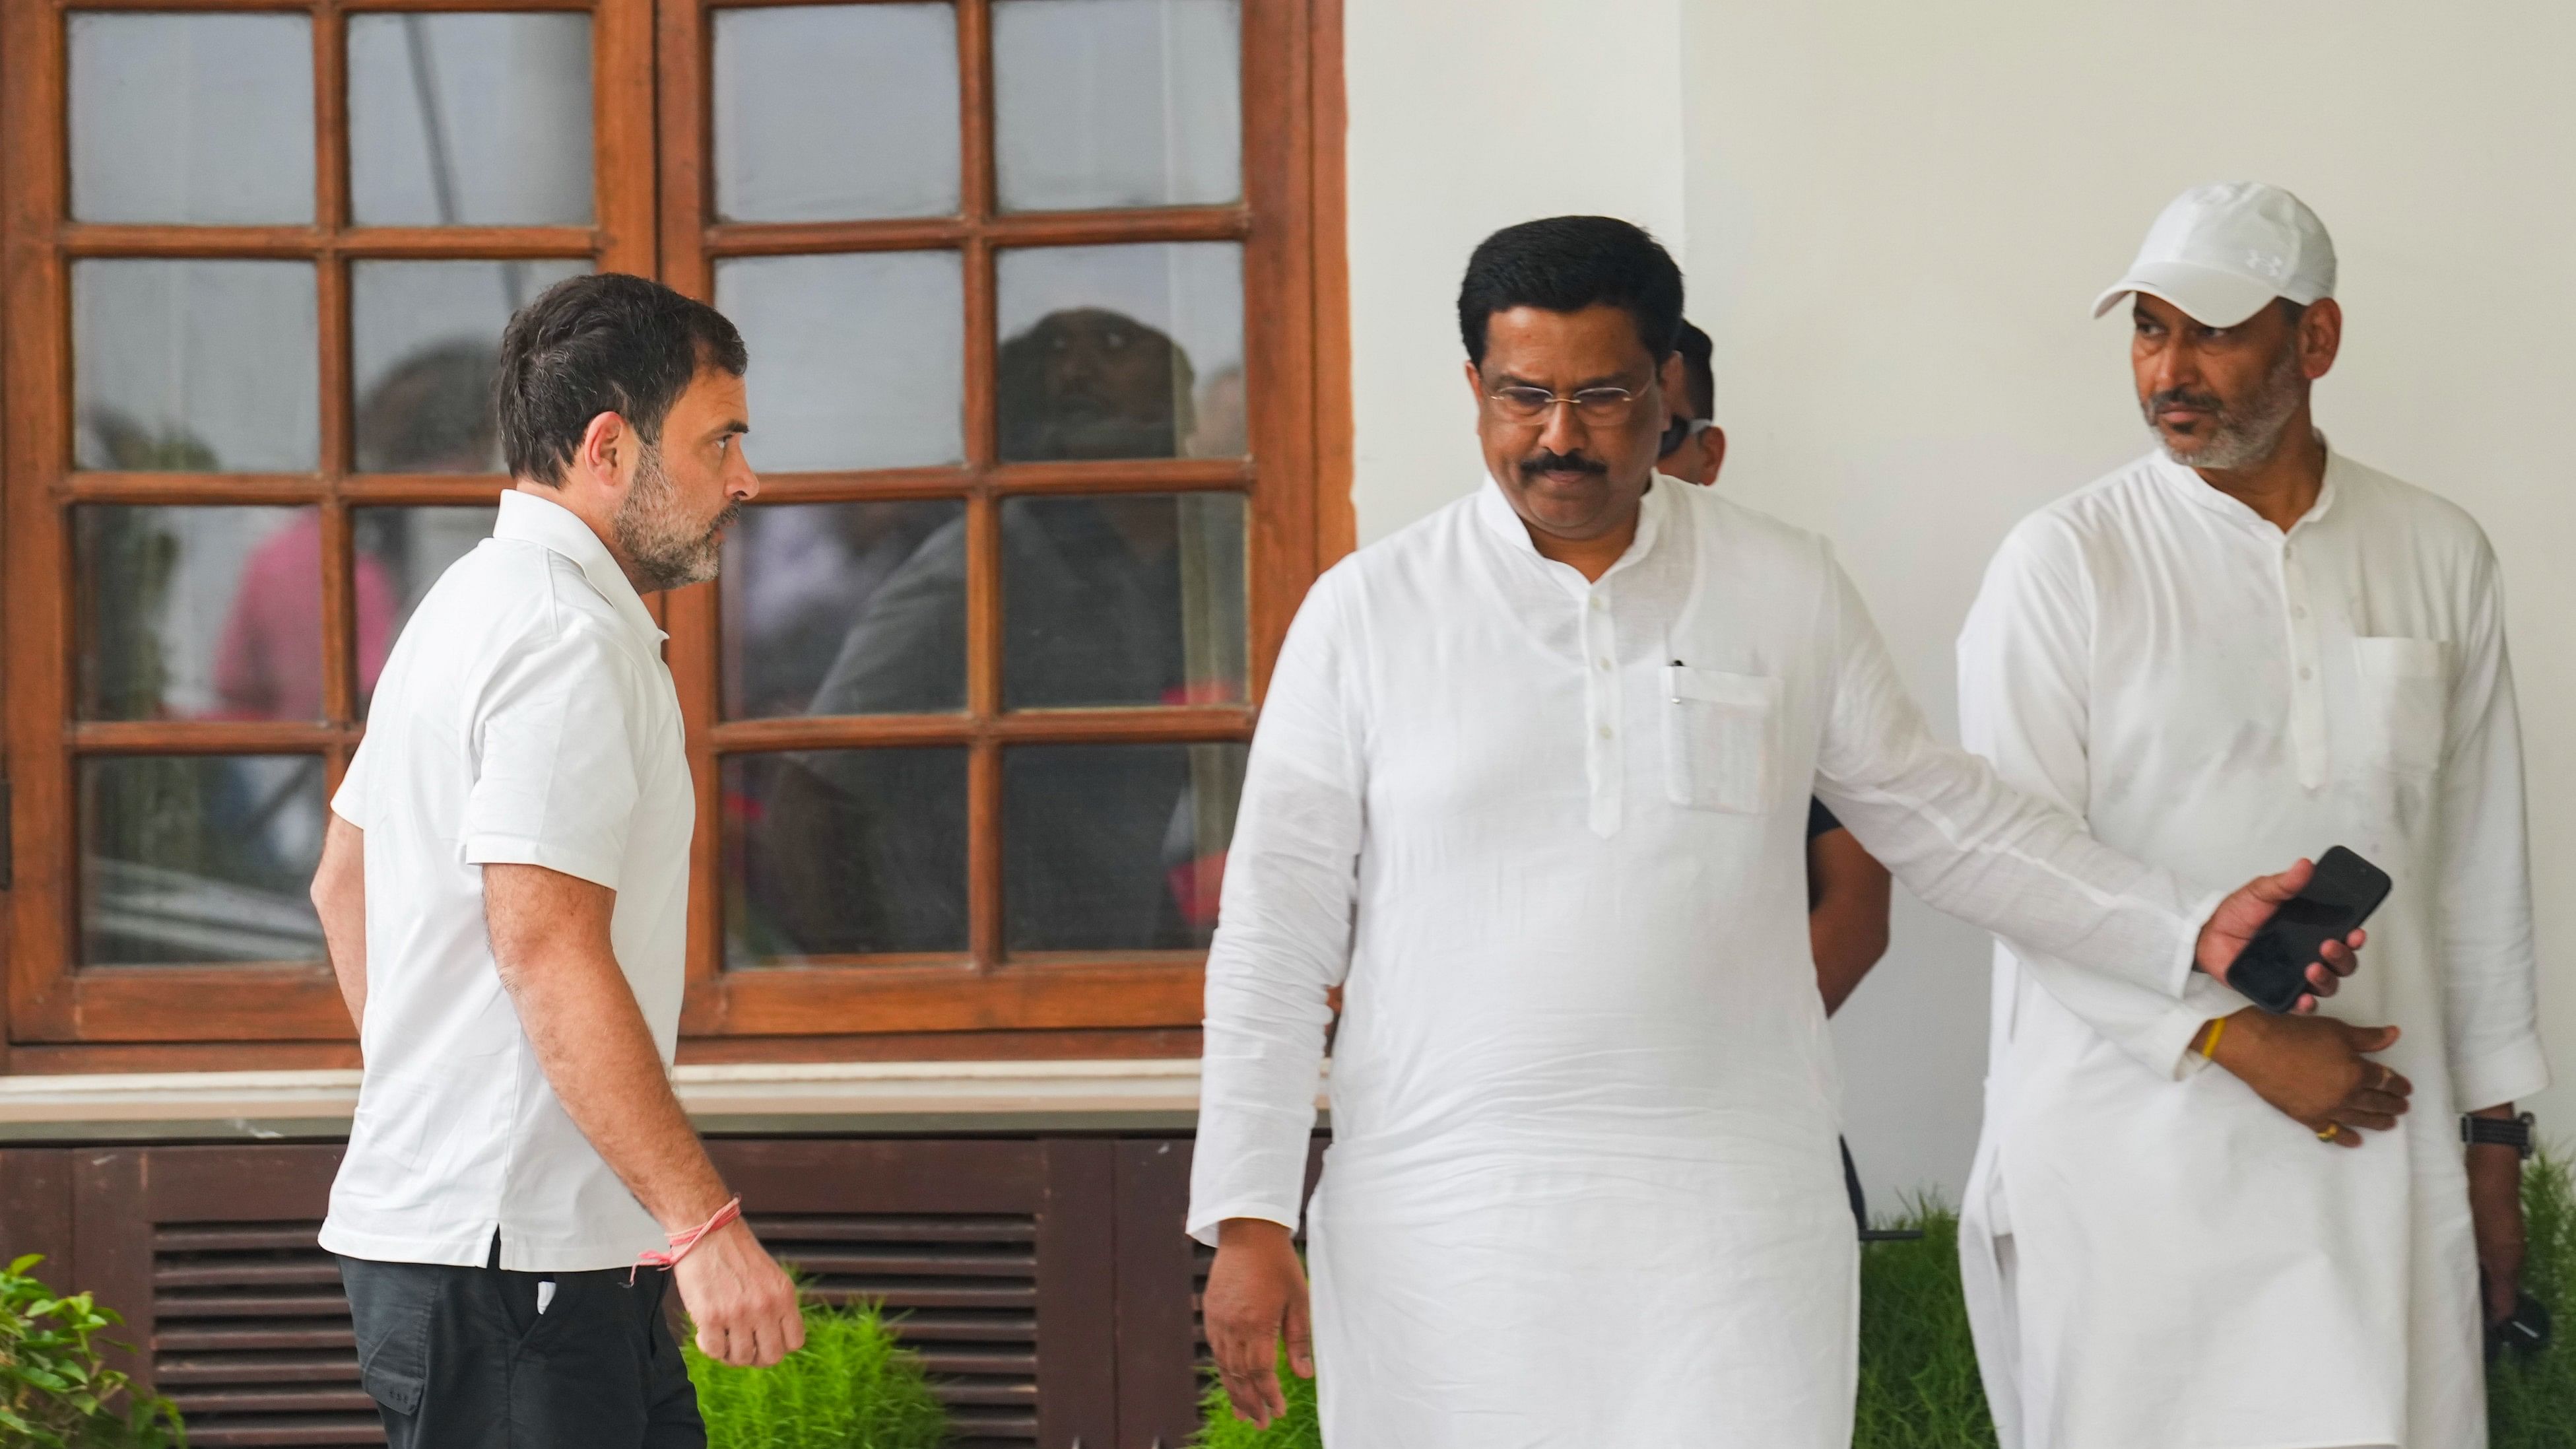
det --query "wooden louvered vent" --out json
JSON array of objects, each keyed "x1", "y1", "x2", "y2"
[
  {"x1": 152, "y1": 1218, "x2": 381, "y2": 1448},
  {"x1": 757, "y1": 1211, "x2": 1042, "y2": 1448}
]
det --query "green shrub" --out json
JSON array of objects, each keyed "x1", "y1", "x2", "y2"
[
  {"x1": 1192, "y1": 1151, "x2": 2576, "y2": 1448},
  {"x1": 0, "y1": 1254, "x2": 184, "y2": 1448},
  {"x1": 682, "y1": 1298, "x2": 947, "y2": 1449},
  {"x1": 1191, "y1": 1352, "x2": 1319, "y2": 1449}
]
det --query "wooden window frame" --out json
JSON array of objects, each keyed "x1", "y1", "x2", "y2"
[{"x1": 0, "y1": 0, "x2": 1349, "y2": 1070}]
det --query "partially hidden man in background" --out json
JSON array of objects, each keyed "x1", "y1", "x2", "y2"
[
  {"x1": 1659, "y1": 318, "x2": 1895, "y2": 1229},
  {"x1": 308, "y1": 273, "x2": 799, "y2": 1448},
  {"x1": 1191, "y1": 216, "x2": 2367, "y2": 1449},
  {"x1": 1958, "y1": 182, "x2": 2548, "y2": 1449}
]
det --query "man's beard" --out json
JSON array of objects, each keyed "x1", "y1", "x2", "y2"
[
  {"x1": 614, "y1": 444, "x2": 736, "y2": 591},
  {"x1": 2143, "y1": 334, "x2": 2305, "y2": 471}
]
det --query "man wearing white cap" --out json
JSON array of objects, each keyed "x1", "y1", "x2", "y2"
[{"x1": 1956, "y1": 182, "x2": 2546, "y2": 1449}]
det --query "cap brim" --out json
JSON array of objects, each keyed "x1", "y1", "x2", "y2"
[{"x1": 2090, "y1": 261, "x2": 2280, "y2": 327}]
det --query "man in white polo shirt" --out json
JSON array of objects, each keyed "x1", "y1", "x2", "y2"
[
  {"x1": 308, "y1": 273, "x2": 798, "y2": 1446},
  {"x1": 1957, "y1": 184, "x2": 2547, "y2": 1449}
]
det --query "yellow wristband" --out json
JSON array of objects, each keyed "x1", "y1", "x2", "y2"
[{"x1": 2200, "y1": 1015, "x2": 2227, "y2": 1060}]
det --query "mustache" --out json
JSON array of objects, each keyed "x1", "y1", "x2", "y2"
[
  {"x1": 708, "y1": 502, "x2": 742, "y2": 539},
  {"x1": 2148, "y1": 387, "x2": 2226, "y2": 417},
  {"x1": 1519, "y1": 449, "x2": 1607, "y2": 478}
]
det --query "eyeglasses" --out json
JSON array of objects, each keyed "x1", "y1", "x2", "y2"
[{"x1": 1484, "y1": 379, "x2": 1657, "y2": 425}]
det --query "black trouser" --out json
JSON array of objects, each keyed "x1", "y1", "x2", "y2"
[{"x1": 336, "y1": 1238, "x2": 705, "y2": 1449}]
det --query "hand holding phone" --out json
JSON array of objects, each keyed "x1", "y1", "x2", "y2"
[{"x1": 2224, "y1": 846, "x2": 2391, "y2": 1014}]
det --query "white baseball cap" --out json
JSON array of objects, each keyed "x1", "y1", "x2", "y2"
[{"x1": 2092, "y1": 182, "x2": 2336, "y2": 327}]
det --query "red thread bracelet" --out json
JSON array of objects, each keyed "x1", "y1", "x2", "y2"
[{"x1": 632, "y1": 1196, "x2": 742, "y2": 1283}]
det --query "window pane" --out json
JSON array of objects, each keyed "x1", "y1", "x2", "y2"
[
  {"x1": 80, "y1": 755, "x2": 327, "y2": 966},
  {"x1": 347, "y1": 13, "x2": 593, "y2": 226},
  {"x1": 70, "y1": 12, "x2": 315, "y2": 226},
  {"x1": 354, "y1": 506, "x2": 499, "y2": 716},
  {"x1": 1005, "y1": 742, "x2": 1244, "y2": 951},
  {"x1": 993, "y1": 0, "x2": 1239, "y2": 213},
  {"x1": 718, "y1": 252, "x2": 965, "y2": 471},
  {"x1": 723, "y1": 749, "x2": 968, "y2": 962},
  {"x1": 353, "y1": 259, "x2": 588, "y2": 472},
  {"x1": 722, "y1": 500, "x2": 966, "y2": 719},
  {"x1": 1003, "y1": 493, "x2": 1244, "y2": 709},
  {"x1": 713, "y1": 4, "x2": 960, "y2": 222},
  {"x1": 75, "y1": 260, "x2": 319, "y2": 473},
  {"x1": 996, "y1": 243, "x2": 1244, "y2": 461},
  {"x1": 75, "y1": 506, "x2": 324, "y2": 723}
]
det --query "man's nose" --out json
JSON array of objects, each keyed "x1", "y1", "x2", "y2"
[
  {"x1": 2148, "y1": 337, "x2": 2201, "y2": 395},
  {"x1": 1536, "y1": 397, "x2": 1589, "y2": 455},
  {"x1": 731, "y1": 452, "x2": 761, "y2": 502}
]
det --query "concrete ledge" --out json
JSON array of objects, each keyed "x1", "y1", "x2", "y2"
[{"x1": 0, "y1": 1058, "x2": 1328, "y2": 1143}]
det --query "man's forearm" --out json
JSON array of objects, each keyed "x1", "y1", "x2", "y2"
[
  {"x1": 312, "y1": 815, "x2": 368, "y2": 1031},
  {"x1": 508, "y1": 947, "x2": 733, "y2": 1232}
]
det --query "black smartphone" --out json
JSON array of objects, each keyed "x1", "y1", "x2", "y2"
[{"x1": 2225, "y1": 846, "x2": 2393, "y2": 1014}]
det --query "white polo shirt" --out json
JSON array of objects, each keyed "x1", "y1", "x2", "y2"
[{"x1": 319, "y1": 489, "x2": 694, "y2": 1272}]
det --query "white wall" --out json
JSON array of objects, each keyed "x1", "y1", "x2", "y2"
[
  {"x1": 1342, "y1": 0, "x2": 1686, "y2": 540},
  {"x1": 1344, "y1": 0, "x2": 2576, "y2": 1205}
]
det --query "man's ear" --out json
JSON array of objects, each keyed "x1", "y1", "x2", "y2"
[
  {"x1": 574, "y1": 410, "x2": 628, "y2": 491},
  {"x1": 1463, "y1": 358, "x2": 1486, "y2": 409},
  {"x1": 2300, "y1": 298, "x2": 2344, "y2": 382},
  {"x1": 1701, "y1": 425, "x2": 1728, "y2": 487}
]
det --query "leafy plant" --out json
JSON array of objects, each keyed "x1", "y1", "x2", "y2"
[
  {"x1": 1191, "y1": 1349, "x2": 1319, "y2": 1449},
  {"x1": 682, "y1": 1297, "x2": 947, "y2": 1449},
  {"x1": 0, "y1": 1254, "x2": 185, "y2": 1448}
]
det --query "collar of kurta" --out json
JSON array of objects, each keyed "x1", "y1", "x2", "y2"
[
  {"x1": 2144, "y1": 441, "x2": 2348, "y2": 537},
  {"x1": 1473, "y1": 471, "x2": 1677, "y2": 590},
  {"x1": 492, "y1": 487, "x2": 670, "y2": 646}
]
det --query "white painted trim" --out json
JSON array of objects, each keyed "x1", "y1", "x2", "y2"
[{"x1": 0, "y1": 1058, "x2": 1331, "y2": 1141}]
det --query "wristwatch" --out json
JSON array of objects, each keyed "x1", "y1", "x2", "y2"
[{"x1": 2462, "y1": 1111, "x2": 2536, "y2": 1159}]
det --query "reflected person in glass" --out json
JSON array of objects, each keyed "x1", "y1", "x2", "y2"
[{"x1": 772, "y1": 308, "x2": 1229, "y2": 955}]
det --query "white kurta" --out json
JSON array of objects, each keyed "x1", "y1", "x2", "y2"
[
  {"x1": 1956, "y1": 451, "x2": 2548, "y2": 1449},
  {"x1": 1189, "y1": 477, "x2": 2231, "y2": 1448}
]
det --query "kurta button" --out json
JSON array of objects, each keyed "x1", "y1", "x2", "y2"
[
  {"x1": 1598, "y1": 657, "x2": 1613, "y2": 671},
  {"x1": 1590, "y1": 597, "x2": 1606, "y2": 611},
  {"x1": 2299, "y1": 666, "x2": 2314, "y2": 680},
  {"x1": 2292, "y1": 606, "x2": 2307, "y2": 619},
  {"x1": 1598, "y1": 725, "x2": 1614, "y2": 739}
]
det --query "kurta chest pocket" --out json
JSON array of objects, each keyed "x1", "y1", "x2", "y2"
[
  {"x1": 1662, "y1": 665, "x2": 1778, "y2": 813},
  {"x1": 2351, "y1": 636, "x2": 2449, "y2": 776}
]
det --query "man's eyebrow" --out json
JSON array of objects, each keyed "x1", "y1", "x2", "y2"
[{"x1": 710, "y1": 417, "x2": 749, "y2": 437}]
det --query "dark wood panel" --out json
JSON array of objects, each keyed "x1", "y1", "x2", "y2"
[
  {"x1": 0, "y1": 1147, "x2": 75, "y2": 1282},
  {"x1": 1114, "y1": 1137, "x2": 1201, "y2": 1449},
  {"x1": 1036, "y1": 1138, "x2": 1118, "y2": 1449}
]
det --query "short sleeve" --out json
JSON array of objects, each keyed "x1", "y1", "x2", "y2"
[
  {"x1": 462, "y1": 623, "x2": 644, "y2": 890},
  {"x1": 331, "y1": 737, "x2": 376, "y2": 830}
]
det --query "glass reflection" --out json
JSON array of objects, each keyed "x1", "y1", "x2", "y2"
[
  {"x1": 75, "y1": 506, "x2": 329, "y2": 723},
  {"x1": 1003, "y1": 493, "x2": 1245, "y2": 708},
  {"x1": 347, "y1": 13, "x2": 594, "y2": 227},
  {"x1": 80, "y1": 755, "x2": 327, "y2": 966},
  {"x1": 716, "y1": 252, "x2": 966, "y2": 471},
  {"x1": 353, "y1": 259, "x2": 589, "y2": 472},
  {"x1": 70, "y1": 11, "x2": 315, "y2": 225},
  {"x1": 993, "y1": 0, "x2": 1239, "y2": 213},
  {"x1": 1005, "y1": 743, "x2": 1245, "y2": 951},
  {"x1": 354, "y1": 507, "x2": 500, "y2": 715},
  {"x1": 722, "y1": 749, "x2": 969, "y2": 962},
  {"x1": 75, "y1": 260, "x2": 319, "y2": 473},
  {"x1": 721, "y1": 500, "x2": 964, "y2": 718},
  {"x1": 714, "y1": 4, "x2": 960, "y2": 222},
  {"x1": 995, "y1": 243, "x2": 1244, "y2": 461}
]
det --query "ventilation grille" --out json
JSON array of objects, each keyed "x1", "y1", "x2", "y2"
[
  {"x1": 147, "y1": 1215, "x2": 1041, "y2": 1446},
  {"x1": 758, "y1": 1211, "x2": 1041, "y2": 1448},
  {"x1": 152, "y1": 1220, "x2": 381, "y2": 1448}
]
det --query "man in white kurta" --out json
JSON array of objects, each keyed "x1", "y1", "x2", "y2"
[
  {"x1": 1189, "y1": 215, "x2": 2360, "y2": 1448},
  {"x1": 1958, "y1": 184, "x2": 2546, "y2": 1449}
]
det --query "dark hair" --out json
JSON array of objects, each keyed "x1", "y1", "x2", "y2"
[
  {"x1": 1457, "y1": 216, "x2": 1685, "y2": 368},
  {"x1": 496, "y1": 272, "x2": 748, "y2": 485},
  {"x1": 1674, "y1": 321, "x2": 1714, "y2": 421}
]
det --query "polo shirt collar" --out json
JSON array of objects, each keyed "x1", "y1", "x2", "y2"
[{"x1": 493, "y1": 489, "x2": 668, "y2": 644}]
